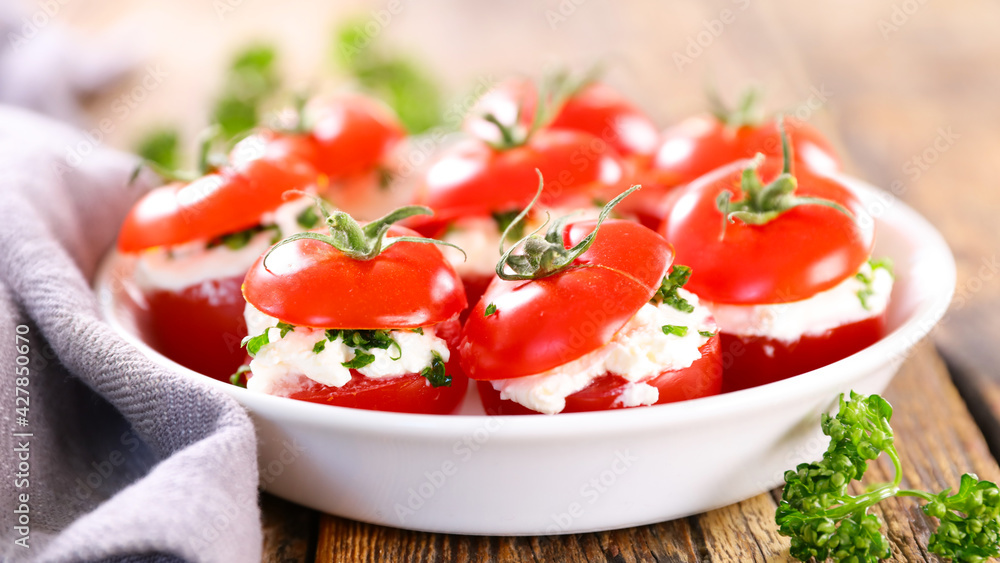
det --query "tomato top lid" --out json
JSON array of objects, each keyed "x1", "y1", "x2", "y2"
[
  {"x1": 243, "y1": 202, "x2": 466, "y2": 329},
  {"x1": 659, "y1": 127, "x2": 872, "y2": 304},
  {"x1": 458, "y1": 182, "x2": 673, "y2": 381},
  {"x1": 117, "y1": 131, "x2": 320, "y2": 253}
]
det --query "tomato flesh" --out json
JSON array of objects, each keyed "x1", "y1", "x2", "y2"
[
  {"x1": 144, "y1": 275, "x2": 247, "y2": 382},
  {"x1": 478, "y1": 337, "x2": 721, "y2": 414},
  {"x1": 720, "y1": 314, "x2": 886, "y2": 393}
]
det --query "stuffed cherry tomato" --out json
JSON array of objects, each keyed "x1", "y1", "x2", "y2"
[
  {"x1": 416, "y1": 104, "x2": 628, "y2": 307},
  {"x1": 304, "y1": 94, "x2": 406, "y2": 220},
  {"x1": 658, "y1": 134, "x2": 892, "y2": 392},
  {"x1": 118, "y1": 131, "x2": 323, "y2": 381},
  {"x1": 641, "y1": 92, "x2": 840, "y2": 229},
  {"x1": 239, "y1": 204, "x2": 468, "y2": 414},
  {"x1": 459, "y1": 189, "x2": 722, "y2": 415}
]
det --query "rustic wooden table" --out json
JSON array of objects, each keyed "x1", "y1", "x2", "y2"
[{"x1": 66, "y1": 0, "x2": 1000, "y2": 560}]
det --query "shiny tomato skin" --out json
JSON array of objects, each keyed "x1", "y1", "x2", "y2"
[
  {"x1": 416, "y1": 129, "x2": 626, "y2": 223},
  {"x1": 550, "y1": 82, "x2": 660, "y2": 163},
  {"x1": 465, "y1": 79, "x2": 658, "y2": 162},
  {"x1": 659, "y1": 159, "x2": 873, "y2": 305},
  {"x1": 477, "y1": 336, "x2": 721, "y2": 414},
  {"x1": 459, "y1": 219, "x2": 671, "y2": 381},
  {"x1": 117, "y1": 132, "x2": 319, "y2": 252},
  {"x1": 283, "y1": 317, "x2": 468, "y2": 414},
  {"x1": 650, "y1": 115, "x2": 840, "y2": 189},
  {"x1": 145, "y1": 275, "x2": 248, "y2": 382},
  {"x1": 720, "y1": 313, "x2": 886, "y2": 393},
  {"x1": 308, "y1": 95, "x2": 405, "y2": 178},
  {"x1": 243, "y1": 225, "x2": 466, "y2": 329}
]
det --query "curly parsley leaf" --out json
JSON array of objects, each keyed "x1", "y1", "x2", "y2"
[
  {"x1": 420, "y1": 351, "x2": 450, "y2": 387},
  {"x1": 777, "y1": 392, "x2": 1000, "y2": 563},
  {"x1": 651, "y1": 265, "x2": 694, "y2": 313}
]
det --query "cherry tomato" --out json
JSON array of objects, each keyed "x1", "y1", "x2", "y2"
[
  {"x1": 477, "y1": 336, "x2": 721, "y2": 414},
  {"x1": 651, "y1": 114, "x2": 840, "y2": 190},
  {"x1": 243, "y1": 225, "x2": 466, "y2": 329},
  {"x1": 414, "y1": 129, "x2": 626, "y2": 224},
  {"x1": 465, "y1": 78, "x2": 659, "y2": 163},
  {"x1": 144, "y1": 275, "x2": 247, "y2": 382},
  {"x1": 307, "y1": 94, "x2": 405, "y2": 178},
  {"x1": 459, "y1": 219, "x2": 670, "y2": 381},
  {"x1": 118, "y1": 131, "x2": 318, "y2": 252},
  {"x1": 284, "y1": 317, "x2": 469, "y2": 414},
  {"x1": 659, "y1": 159, "x2": 873, "y2": 305},
  {"x1": 720, "y1": 314, "x2": 886, "y2": 392}
]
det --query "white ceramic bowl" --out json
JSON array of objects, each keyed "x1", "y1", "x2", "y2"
[{"x1": 96, "y1": 175, "x2": 955, "y2": 536}]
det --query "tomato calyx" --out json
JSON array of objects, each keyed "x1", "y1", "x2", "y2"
[
  {"x1": 708, "y1": 86, "x2": 764, "y2": 129},
  {"x1": 263, "y1": 196, "x2": 464, "y2": 266},
  {"x1": 479, "y1": 67, "x2": 600, "y2": 151},
  {"x1": 495, "y1": 171, "x2": 639, "y2": 281},
  {"x1": 716, "y1": 122, "x2": 852, "y2": 238}
]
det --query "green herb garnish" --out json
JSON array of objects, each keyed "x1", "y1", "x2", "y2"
[
  {"x1": 777, "y1": 392, "x2": 1000, "y2": 562},
  {"x1": 229, "y1": 365, "x2": 250, "y2": 388},
  {"x1": 420, "y1": 351, "x2": 450, "y2": 387},
  {"x1": 485, "y1": 303, "x2": 498, "y2": 317},
  {"x1": 651, "y1": 265, "x2": 694, "y2": 313},
  {"x1": 856, "y1": 258, "x2": 894, "y2": 311},
  {"x1": 312, "y1": 340, "x2": 326, "y2": 354},
  {"x1": 699, "y1": 330, "x2": 716, "y2": 338},
  {"x1": 296, "y1": 205, "x2": 321, "y2": 229},
  {"x1": 207, "y1": 224, "x2": 282, "y2": 251},
  {"x1": 492, "y1": 209, "x2": 527, "y2": 242},
  {"x1": 341, "y1": 350, "x2": 376, "y2": 369},
  {"x1": 661, "y1": 325, "x2": 688, "y2": 337}
]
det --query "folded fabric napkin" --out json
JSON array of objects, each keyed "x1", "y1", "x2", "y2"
[{"x1": 0, "y1": 106, "x2": 261, "y2": 562}]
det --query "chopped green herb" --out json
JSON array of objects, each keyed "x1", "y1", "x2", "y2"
[
  {"x1": 652, "y1": 265, "x2": 694, "y2": 313},
  {"x1": 661, "y1": 325, "x2": 688, "y2": 337},
  {"x1": 325, "y1": 328, "x2": 402, "y2": 360},
  {"x1": 312, "y1": 339, "x2": 327, "y2": 354},
  {"x1": 856, "y1": 258, "x2": 894, "y2": 311},
  {"x1": 492, "y1": 209, "x2": 527, "y2": 242},
  {"x1": 342, "y1": 350, "x2": 376, "y2": 369},
  {"x1": 207, "y1": 224, "x2": 282, "y2": 250},
  {"x1": 229, "y1": 365, "x2": 250, "y2": 387},
  {"x1": 296, "y1": 206, "x2": 321, "y2": 229},
  {"x1": 241, "y1": 331, "x2": 270, "y2": 357},
  {"x1": 275, "y1": 321, "x2": 295, "y2": 338},
  {"x1": 484, "y1": 303, "x2": 498, "y2": 317},
  {"x1": 420, "y1": 351, "x2": 451, "y2": 387},
  {"x1": 411, "y1": 328, "x2": 424, "y2": 335},
  {"x1": 212, "y1": 44, "x2": 280, "y2": 141},
  {"x1": 699, "y1": 330, "x2": 716, "y2": 338}
]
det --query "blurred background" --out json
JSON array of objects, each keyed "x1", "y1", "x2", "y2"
[{"x1": 4, "y1": 0, "x2": 1000, "y2": 401}]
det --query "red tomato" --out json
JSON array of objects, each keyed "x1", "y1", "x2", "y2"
[
  {"x1": 118, "y1": 131, "x2": 319, "y2": 252},
  {"x1": 459, "y1": 219, "x2": 671, "y2": 381},
  {"x1": 242, "y1": 222, "x2": 469, "y2": 414},
  {"x1": 307, "y1": 94, "x2": 405, "y2": 178},
  {"x1": 465, "y1": 78, "x2": 659, "y2": 162},
  {"x1": 659, "y1": 159, "x2": 873, "y2": 305},
  {"x1": 414, "y1": 129, "x2": 626, "y2": 224},
  {"x1": 720, "y1": 314, "x2": 886, "y2": 392},
  {"x1": 243, "y1": 225, "x2": 466, "y2": 329},
  {"x1": 283, "y1": 317, "x2": 469, "y2": 414},
  {"x1": 477, "y1": 336, "x2": 721, "y2": 414},
  {"x1": 145, "y1": 275, "x2": 247, "y2": 382},
  {"x1": 650, "y1": 115, "x2": 840, "y2": 190}
]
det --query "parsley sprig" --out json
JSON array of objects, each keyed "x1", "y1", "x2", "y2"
[{"x1": 777, "y1": 392, "x2": 1000, "y2": 562}]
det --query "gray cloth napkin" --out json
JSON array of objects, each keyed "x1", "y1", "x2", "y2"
[{"x1": 0, "y1": 106, "x2": 262, "y2": 562}]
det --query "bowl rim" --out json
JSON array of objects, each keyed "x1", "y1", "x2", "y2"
[{"x1": 96, "y1": 174, "x2": 956, "y2": 439}]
